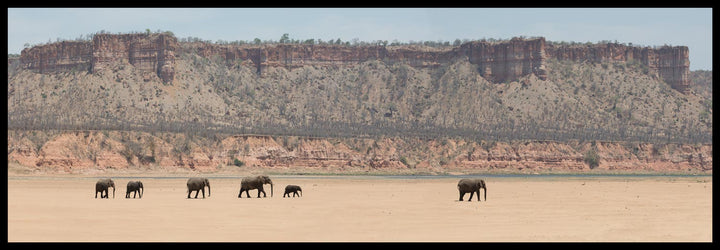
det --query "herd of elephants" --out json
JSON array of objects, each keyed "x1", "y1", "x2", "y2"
[{"x1": 94, "y1": 175, "x2": 488, "y2": 202}]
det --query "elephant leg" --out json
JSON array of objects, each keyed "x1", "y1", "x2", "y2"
[
  {"x1": 459, "y1": 191, "x2": 464, "y2": 201},
  {"x1": 201, "y1": 189, "x2": 205, "y2": 198},
  {"x1": 194, "y1": 190, "x2": 199, "y2": 198},
  {"x1": 95, "y1": 191, "x2": 98, "y2": 198},
  {"x1": 476, "y1": 191, "x2": 481, "y2": 201},
  {"x1": 133, "y1": 191, "x2": 137, "y2": 198},
  {"x1": 187, "y1": 190, "x2": 192, "y2": 199},
  {"x1": 468, "y1": 191, "x2": 474, "y2": 201},
  {"x1": 294, "y1": 191, "x2": 298, "y2": 197}
]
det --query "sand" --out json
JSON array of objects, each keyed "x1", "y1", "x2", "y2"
[{"x1": 7, "y1": 175, "x2": 713, "y2": 242}]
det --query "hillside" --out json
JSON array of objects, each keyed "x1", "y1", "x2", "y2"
[{"x1": 6, "y1": 32, "x2": 713, "y2": 174}]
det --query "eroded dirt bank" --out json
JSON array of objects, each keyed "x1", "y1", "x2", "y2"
[{"x1": 8, "y1": 130, "x2": 712, "y2": 176}]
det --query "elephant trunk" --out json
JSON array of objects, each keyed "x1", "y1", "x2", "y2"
[
  {"x1": 270, "y1": 183, "x2": 273, "y2": 197},
  {"x1": 207, "y1": 183, "x2": 211, "y2": 197},
  {"x1": 112, "y1": 186, "x2": 115, "y2": 198}
]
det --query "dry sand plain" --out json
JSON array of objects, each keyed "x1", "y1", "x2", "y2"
[{"x1": 7, "y1": 175, "x2": 712, "y2": 242}]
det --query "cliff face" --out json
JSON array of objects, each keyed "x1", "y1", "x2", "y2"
[
  {"x1": 21, "y1": 33, "x2": 177, "y2": 83},
  {"x1": 184, "y1": 39, "x2": 545, "y2": 83},
  {"x1": 19, "y1": 33, "x2": 691, "y2": 92},
  {"x1": 545, "y1": 43, "x2": 690, "y2": 93},
  {"x1": 459, "y1": 37, "x2": 547, "y2": 82},
  {"x1": 20, "y1": 40, "x2": 93, "y2": 73}
]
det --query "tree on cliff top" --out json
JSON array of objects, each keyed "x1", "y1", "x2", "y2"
[{"x1": 280, "y1": 33, "x2": 290, "y2": 44}]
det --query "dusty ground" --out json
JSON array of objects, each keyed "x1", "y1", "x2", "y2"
[{"x1": 7, "y1": 175, "x2": 712, "y2": 242}]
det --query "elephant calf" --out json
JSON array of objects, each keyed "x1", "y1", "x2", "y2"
[
  {"x1": 126, "y1": 181, "x2": 144, "y2": 199},
  {"x1": 283, "y1": 185, "x2": 302, "y2": 198},
  {"x1": 187, "y1": 177, "x2": 210, "y2": 199}
]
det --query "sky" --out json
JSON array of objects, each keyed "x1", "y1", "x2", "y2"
[{"x1": 7, "y1": 8, "x2": 713, "y2": 70}]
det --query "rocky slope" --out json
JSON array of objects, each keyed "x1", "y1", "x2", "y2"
[{"x1": 7, "y1": 32, "x2": 712, "y2": 175}]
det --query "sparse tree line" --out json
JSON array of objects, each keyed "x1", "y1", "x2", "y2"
[
  {"x1": 15, "y1": 30, "x2": 676, "y2": 55},
  {"x1": 6, "y1": 109, "x2": 710, "y2": 145}
]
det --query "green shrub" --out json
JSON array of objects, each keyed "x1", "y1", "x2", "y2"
[
  {"x1": 233, "y1": 158, "x2": 245, "y2": 167},
  {"x1": 399, "y1": 156, "x2": 409, "y2": 166},
  {"x1": 584, "y1": 149, "x2": 600, "y2": 169}
]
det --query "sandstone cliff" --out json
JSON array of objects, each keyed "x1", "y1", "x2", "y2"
[
  {"x1": 21, "y1": 33, "x2": 177, "y2": 83},
  {"x1": 19, "y1": 33, "x2": 690, "y2": 92},
  {"x1": 545, "y1": 42, "x2": 690, "y2": 93}
]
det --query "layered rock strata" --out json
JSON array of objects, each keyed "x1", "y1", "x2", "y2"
[
  {"x1": 20, "y1": 33, "x2": 690, "y2": 92},
  {"x1": 21, "y1": 33, "x2": 177, "y2": 83},
  {"x1": 545, "y1": 43, "x2": 690, "y2": 93}
]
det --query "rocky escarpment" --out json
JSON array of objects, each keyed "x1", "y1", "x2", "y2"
[
  {"x1": 7, "y1": 130, "x2": 712, "y2": 174},
  {"x1": 545, "y1": 43, "x2": 690, "y2": 93},
  {"x1": 21, "y1": 33, "x2": 177, "y2": 83},
  {"x1": 19, "y1": 33, "x2": 690, "y2": 92}
]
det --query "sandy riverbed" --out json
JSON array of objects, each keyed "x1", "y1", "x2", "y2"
[{"x1": 7, "y1": 175, "x2": 712, "y2": 242}]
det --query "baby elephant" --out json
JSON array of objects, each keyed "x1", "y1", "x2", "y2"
[
  {"x1": 126, "y1": 181, "x2": 144, "y2": 199},
  {"x1": 283, "y1": 185, "x2": 302, "y2": 198}
]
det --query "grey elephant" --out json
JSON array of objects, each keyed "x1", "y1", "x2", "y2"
[
  {"x1": 457, "y1": 178, "x2": 487, "y2": 201},
  {"x1": 238, "y1": 175, "x2": 273, "y2": 198},
  {"x1": 283, "y1": 185, "x2": 302, "y2": 198},
  {"x1": 126, "y1": 181, "x2": 144, "y2": 199},
  {"x1": 95, "y1": 178, "x2": 115, "y2": 199},
  {"x1": 187, "y1": 177, "x2": 211, "y2": 199}
]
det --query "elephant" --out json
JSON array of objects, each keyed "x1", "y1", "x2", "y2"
[
  {"x1": 283, "y1": 185, "x2": 302, "y2": 198},
  {"x1": 187, "y1": 177, "x2": 210, "y2": 199},
  {"x1": 95, "y1": 178, "x2": 115, "y2": 199},
  {"x1": 457, "y1": 178, "x2": 487, "y2": 202},
  {"x1": 126, "y1": 181, "x2": 144, "y2": 199},
  {"x1": 238, "y1": 175, "x2": 273, "y2": 198}
]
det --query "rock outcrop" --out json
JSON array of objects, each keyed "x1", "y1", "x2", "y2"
[
  {"x1": 545, "y1": 43, "x2": 690, "y2": 93},
  {"x1": 19, "y1": 40, "x2": 93, "y2": 73},
  {"x1": 19, "y1": 32, "x2": 691, "y2": 92},
  {"x1": 21, "y1": 33, "x2": 177, "y2": 83},
  {"x1": 459, "y1": 37, "x2": 547, "y2": 82}
]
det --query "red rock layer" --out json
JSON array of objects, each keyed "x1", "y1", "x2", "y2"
[
  {"x1": 19, "y1": 34, "x2": 690, "y2": 92},
  {"x1": 21, "y1": 33, "x2": 177, "y2": 84}
]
